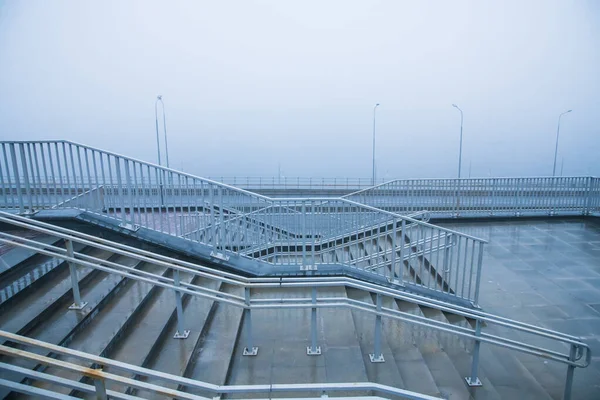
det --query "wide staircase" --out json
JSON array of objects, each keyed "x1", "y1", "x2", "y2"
[{"x1": 0, "y1": 212, "x2": 593, "y2": 400}]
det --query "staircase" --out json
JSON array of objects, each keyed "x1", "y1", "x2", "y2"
[{"x1": 0, "y1": 215, "x2": 593, "y2": 400}]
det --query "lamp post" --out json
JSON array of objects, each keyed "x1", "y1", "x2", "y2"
[
  {"x1": 155, "y1": 95, "x2": 170, "y2": 169},
  {"x1": 452, "y1": 104, "x2": 464, "y2": 179},
  {"x1": 372, "y1": 103, "x2": 380, "y2": 186},
  {"x1": 552, "y1": 110, "x2": 572, "y2": 177}
]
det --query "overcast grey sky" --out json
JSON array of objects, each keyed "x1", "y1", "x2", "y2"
[{"x1": 1, "y1": 1, "x2": 599, "y2": 179}]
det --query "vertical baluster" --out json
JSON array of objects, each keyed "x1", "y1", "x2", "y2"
[
  {"x1": 76, "y1": 146, "x2": 85, "y2": 210},
  {"x1": 140, "y1": 163, "x2": 148, "y2": 227},
  {"x1": 243, "y1": 287, "x2": 258, "y2": 356},
  {"x1": 83, "y1": 148, "x2": 94, "y2": 211},
  {"x1": 465, "y1": 319, "x2": 483, "y2": 387},
  {"x1": 67, "y1": 143, "x2": 79, "y2": 209},
  {"x1": 307, "y1": 286, "x2": 321, "y2": 355},
  {"x1": 92, "y1": 375, "x2": 108, "y2": 400},
  {"x1": 1, "y1": 144, "x2": 14, "y2": 209},
  {"x1": 99, "y1": 152, "x2": 108, "y2": 214},
  {"x1": 114, "y1": 157, "x2": 126, "y2": 226},
  {"x1": 18, "y1": 143, "x2": 33, "y2": 211},
  {"x1": 369, "y1": 293, "x2": 384, "y2": 363},
  {"x1": 107, "y1": 154, "x2": 115, "y2": 218},
  {"x1": 66, "y1": 240, "x2": 87, "y2": 310},
  {"x1": 172, "y1": 267, "x2": 189, "y2": 339},
  {"x1": 563, "y1": 344, "x2": 579, "y2": 400},
  {"x1": 30, "y1": 143, "x2": 43, "y2": 208},
  {"x1": 473, "y1": 241, "x2": 485, "y2": 306}
]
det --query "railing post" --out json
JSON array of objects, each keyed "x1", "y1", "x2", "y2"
[
  {"x1": 307, "y1": 286, "x2": 321, "y2": 355},
  {"x1": 473, "y1": 241, "x2": 485, "y2": 306},
  {"x1": 391, "y1": 218, "x2": 397, "y2": 282},
  {"x1": 92, "y1": 373, "x2": 108, "y2": 400},
  {"x1": 399, "y1": 219, "x2": 406, "y2": 281},
  {"x1": 66, "y1": 240, "x2": 87, "y2": 310},
  {"x1": 369, "y1": 293, "x2": 385, "y2": 363},
  {"x1": 243, "y1": 287, "x2": 258, "y2": 355},
  {"x1": 302, "y1": 201, "x2": 307, "y2": 268},
  {"x1": 173, "y1": 269, "x2": 189, "y2": 339},
  {"x1": 562, "y1": 344, "x2": 578, "y2": 400},
  {"x1": 18, "y1": 143, "x2": 34, "y2": 212},
  {"x1": 584, "y1": 176, "x2": 593, "y2": 216},
  {"x1": 9, "y1": 144, "x2": 25, "y2": 213},
  {"x1": 465, "y1": 319, "x2": 483, "y2": 387}
]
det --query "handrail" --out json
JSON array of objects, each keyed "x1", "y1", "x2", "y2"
[
  {"x1": 0, "y1": 211, "x2": 585, "y2": 345},
  {"x1": 0, "y1": 213, "x2": 591, "y2": 372},
  {"x1": 0, "y1": 332, "x2": 441, "y2": 400}
]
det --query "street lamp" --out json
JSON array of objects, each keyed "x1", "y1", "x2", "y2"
[
  {"x1": 452, "y1": 104, "x2": 464, "y2": 179},
  {"x1": 372, "y1": 103, "x2": 380, "y2": 185},
  {"x1": 155, "y1": 95, "x2": 170, "y2": 169},
  {"x1": 552, "y1": 110, "x2": 572, "y2": 177}
]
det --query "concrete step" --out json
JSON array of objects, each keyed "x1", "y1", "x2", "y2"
[
  {"x1": 181, "y1": 283, "x2": 244, "y2": 398},
  {"x1": 225, "y1": 286, "x2": 325, "y2": 398},
  {"x1": 132, "y1": 276, "x2": 222, "y2": 398},
  {"x1": 0, "y1": 241, "x2": 86, "y2": 306},
  {"x1": 0, "y1": 233, "x2": 61, "y2": 274},
  {"x1": 394, "y1": 299, "x2": 471, "y2": 400},
  {"x1": 225, "y1": 286, "x2": 370, "y2": 398},
  {"x1": 419, "y1": 306, "x2": 501, "y2": 400},
  {"x1": 0, "y1": 253, "x2": 140, "y2": 399},
  {"x1": 0, "y1": 245, "x2": 103, "y2": 335},
  {"x1": 30, "y1": 259, "x2": 172, "y2": 394},
  {"x1": 380, "y1": 296, "x2": 442, "y2": 398},
  {"x1": 345, "y1": 287, "x2": 406, "y2": 390},
  {"x1": 90, "y1": 270, "x2": 202, "y2": 396}
]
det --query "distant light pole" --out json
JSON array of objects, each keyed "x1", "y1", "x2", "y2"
[
  {"x1": 452, "y1": 104, "x2": 464, "y2": 179},
  {"x1": 552, "y1": 110, "x2": 572, "y2": 177},
  {"x1": 372, "y1": 103, "x2": 380, "y2": 185},
  {"x1": 155, "y1": 95, "x2": 170, "y2": 169}
]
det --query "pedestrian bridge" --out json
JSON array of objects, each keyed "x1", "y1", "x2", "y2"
[{"x1": 0, "y1": 140, "x2": 598, "y2": 399}]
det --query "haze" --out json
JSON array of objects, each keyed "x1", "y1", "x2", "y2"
[{"x1": 1, "y1": 1, "x2": 599, "y2": 180}]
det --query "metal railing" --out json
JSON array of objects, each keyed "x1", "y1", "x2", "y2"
[
  {"x1": 0, "y1": 212, "x2": 591, "y2": 400},
  {"x1": 0, "y1": 331, "x2": 441, "y2": 400},
  {"x1": 0, "y1": 141, "x2": 487, "y2": 305},
  {"x1": 344, "y1": 177, "x2": 600, "y2": 218},
  {"x1": 207, "y1": 176, "x2": 386, "y2": 191}
]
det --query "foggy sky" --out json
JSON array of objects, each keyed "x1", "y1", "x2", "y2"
[{"x1": 1, "y1": 1, "x2": 599, "y2": 180}]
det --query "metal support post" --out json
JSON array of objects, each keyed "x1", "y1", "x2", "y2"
[
  {"x1": 9, "y1": 144, "x2": 25, "y2": 213},
  {"x1": 563, "y1": 344, "x2": 578, "y2": 400},
  {"x1": 369, "y1": 293, "x2": 385, "y2": 363},
  {"x1": 66, "y1": 240, "x2": 87, "y2": 310},
  {"x1": 472, "y1": 241, "x2": 485, "y2": 306},
  {"x1": 307, "y1": 286, "x2": 321, "y2": 355},
  {"x1": 391, "y1": 219, "x2": 397, "y2": 283},
  {"x1": 465, "y1": 319, "x2": 483, "y2": 387},
  {"x1": 243, "y1": 287, "x2": 258, "y2": 355},
  {"x1": 173, "y1": 269, "x2": 189, "y2": 339},
  {"x1": 92, "y1": 375, "x2": 108, "y2": 400}
]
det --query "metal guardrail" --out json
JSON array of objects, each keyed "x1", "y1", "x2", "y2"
[
  {"x1": 206, "y1": 176, "x2": 385, "y2": 191},
  {"x1": 343, "y1": 177, "x2": 600, "y2": 218},
  {"x1": 0, "y1": 212, "x2": 591, "y2": 400},
  {"x1": 0, "y1": 141, "x2": 487, "y2": 305}
]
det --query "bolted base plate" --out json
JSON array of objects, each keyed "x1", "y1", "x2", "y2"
[
  {"x1": 243, "y1": 347, "x2": 258, "y2": 356},
  {"x1": 210, "y1": 251, "x2": 230, "y2": 262},
  {"x1": 306, "y1": 346, "x2": 322, "y2": 356},
  {"x1": 119, "y1": 222, "x2": 140, "y2": 232},
  {"x1": 465, "y1": 377, "x2": 482, "y2": 387},
  {"x1": 173, "y1": 330, "x2": 190, "y2": 339},
  {"x1": 69, "y1": 302, "x2": 88, "y2": 310},
  {"x1": 369, "y1": 353, "x2": 385, "y2": 363}
]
